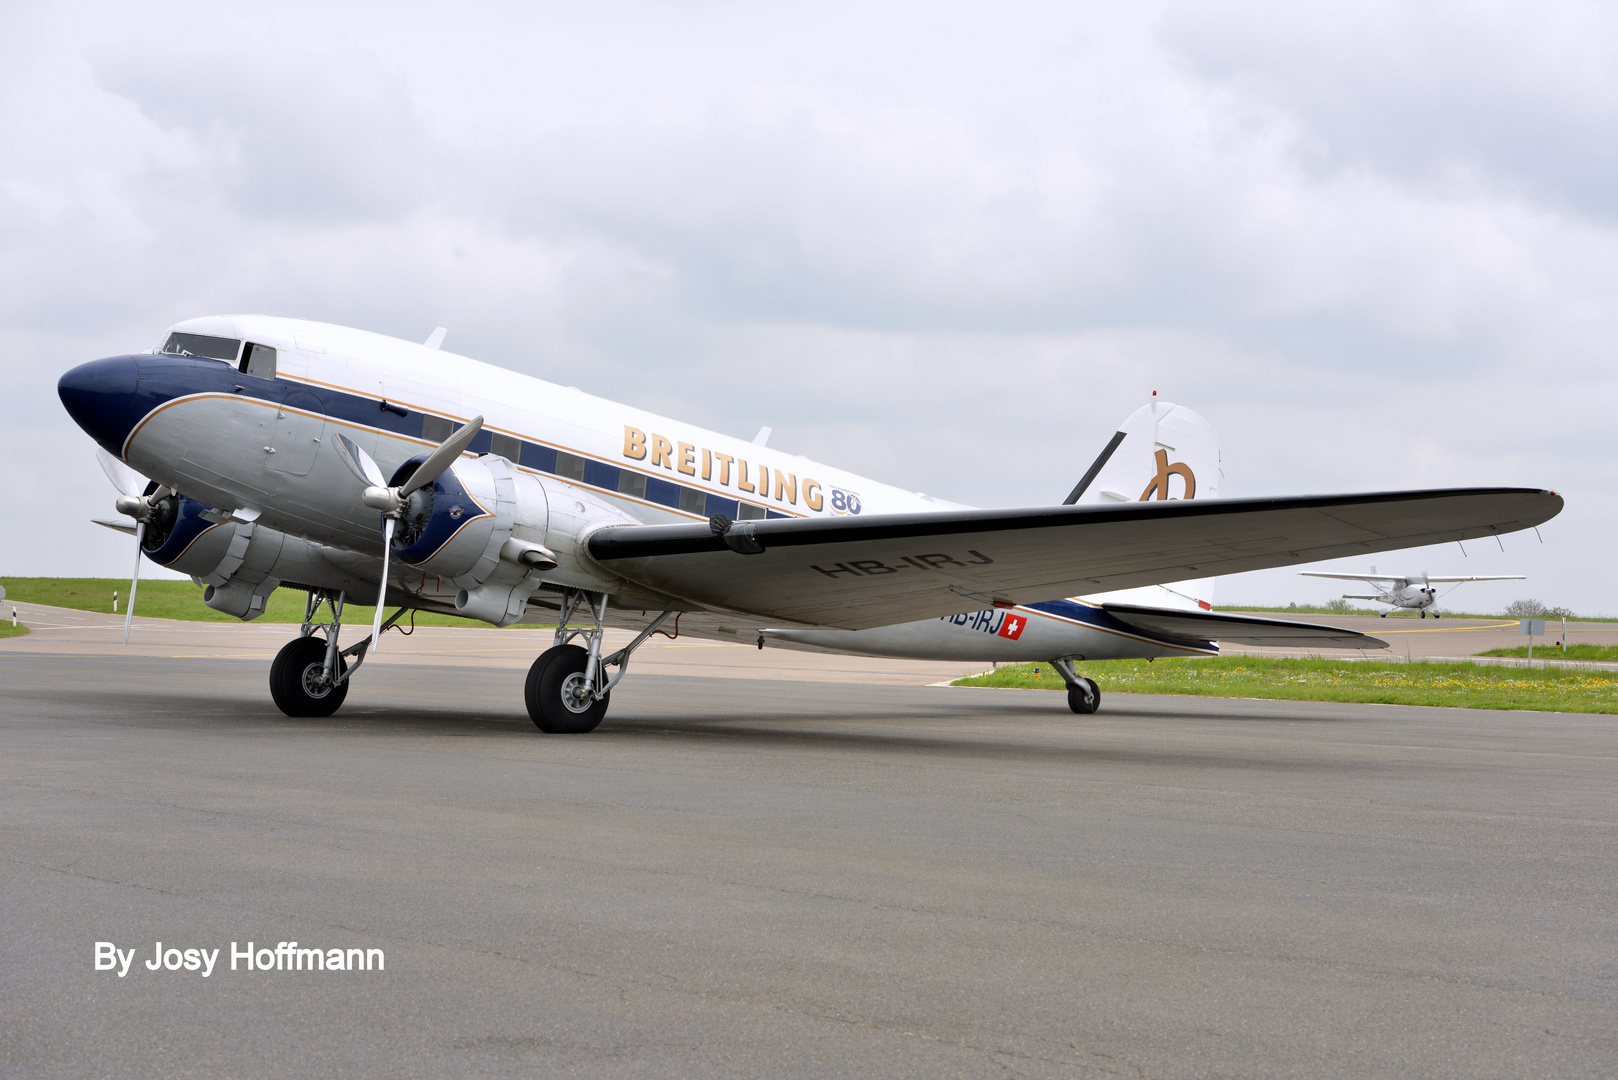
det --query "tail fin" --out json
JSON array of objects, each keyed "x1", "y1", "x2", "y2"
[
  {"x1": 1072, "y1": 398, "x2": 1221, "y2": 611},
  {"x1": 1067, "y1": 397, "x2": 1219, "y2": 506}
]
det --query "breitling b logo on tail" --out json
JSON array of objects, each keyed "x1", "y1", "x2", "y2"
[{"x1": 1139, "y1": 449, "x2": 1195, "y2": 501}]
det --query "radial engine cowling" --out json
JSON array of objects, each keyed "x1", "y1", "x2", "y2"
[
  {"x1": 388, "y1": 454, "x2": 546, "y2": 593},
  {"x1": 136, "y1": 491, "x2": 286, "y2": 620}
]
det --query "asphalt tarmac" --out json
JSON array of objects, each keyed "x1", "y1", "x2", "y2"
[{"x1": 3, "y1": 650, "x2": 1616, "y2": 1079}]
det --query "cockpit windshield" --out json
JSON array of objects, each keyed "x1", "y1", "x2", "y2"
[{"x1": 162, "y1": 332, "x2": 240, "y2": 363}]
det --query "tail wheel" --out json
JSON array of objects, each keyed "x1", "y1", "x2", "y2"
[
  {"x1": 526, "y1": 644, "x2": 610, "y2": 734},
  {"x1": 270, "y1": 636, "x2": 349, "y2": 718},
  {"x1": 1068, "y1": 677, "x2": 1100, "y2": 715}
]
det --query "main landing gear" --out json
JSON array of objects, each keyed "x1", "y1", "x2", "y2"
[
  {"x1": 270, "y1": 590, "x2": 404, "y2": 718},
  {"x1": 525, "y1": 590, "x2": 672, "y2": 734},
  {"x1": 1050, "y1": 658, "x2": 1101, "y2": 714}
]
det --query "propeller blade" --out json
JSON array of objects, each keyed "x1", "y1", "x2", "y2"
[
  {"x1": 398, "y1": 416, "x2": 483, "y2": 498},
  {"x1": 334, "y1": 434, "x2": 387, "y2": 487},
  {"x1": 93, "y1": 518, "x2": 139, "y2": 536},
  {"x1": 371, "y1": 517, "x2": 395, "y2": 654},
  {"x1": 123, "y1": 522, "x2": 144, "y2": 646},
  {"x1": 97, "y1": 448, "x2": 148, "y2": 498}
]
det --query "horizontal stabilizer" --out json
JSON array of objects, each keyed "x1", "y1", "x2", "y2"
[{"x1": 1102, "y1": 604, "x2": 1388, "y2": 649}]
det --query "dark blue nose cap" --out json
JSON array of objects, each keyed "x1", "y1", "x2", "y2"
[{"x1": 59, "y1": 355, "x2": 144, "y2": 456}]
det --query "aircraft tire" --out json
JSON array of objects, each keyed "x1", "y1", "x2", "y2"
[
  {"x1": 1068, "y1": 678, "x2": 1101, "y2": 715},
  {"x1": 270, "y1": 637, "x2": 349, "y2": 718},
  {"x1": 526, "y1": 644, "x2": 609, "y2": 734}
]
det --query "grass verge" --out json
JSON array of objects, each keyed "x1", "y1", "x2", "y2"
[
  {"x1": 0, "y1": 578, "x2": 498, "y2": 628},
  {"x1": 0, "y1": 621, "x2": 29, "y2": 639},
  {"x1": 954, "y1": 657, "x2": 1618, "y2": 714},
  {"x1": 1479, "y1": 643, "x2": 1618, "y2": 662}
]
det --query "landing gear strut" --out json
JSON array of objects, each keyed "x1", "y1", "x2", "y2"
[
  {"x1": 1051, "y1": 658, "x2": 1101, "y2": 715},
  {"x1": 269, "y1": 590, "x2": 405, "y2": 718},
  {"x1": 525, "y1": 590, "x2": 671, "y2": 733}
]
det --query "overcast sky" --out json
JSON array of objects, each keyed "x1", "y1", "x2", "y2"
[{"x1": 3, "y1": 0, "x2": 1612, "y2": 614}]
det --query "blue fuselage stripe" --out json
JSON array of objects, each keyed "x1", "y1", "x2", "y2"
[{"x1": 86, "y1": 354, "x2": 790, "y2": 524}]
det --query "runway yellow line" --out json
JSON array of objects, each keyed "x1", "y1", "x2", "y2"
[{"x1": 1376, "y1": 621, "x2": 1518, "y2": 634}]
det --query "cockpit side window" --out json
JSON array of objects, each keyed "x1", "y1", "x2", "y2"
[
  {"x1": 162, "y1": 332, "x2": 241, "y2": 363},
  {"x1": 240, "y1": 343, "x2": 277, "y2": 379}
]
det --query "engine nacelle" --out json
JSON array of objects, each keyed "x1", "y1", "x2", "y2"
[
  {"x1": 131, "y1": 457, "x2": 671, "y2": 628},
  {"x1": 139, "y1": 492, "x2": 285, "y2": 620},
  {"x1": 389, "y1": 454, "x2": 543, "y2": 588}
]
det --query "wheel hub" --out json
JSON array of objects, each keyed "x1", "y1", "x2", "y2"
[
  {"x1": 300, "y1": 662, "x2": 334, "y2": 699},
  {"x1": 560, "y1": 671, "x2": 595, "y2": 713}
]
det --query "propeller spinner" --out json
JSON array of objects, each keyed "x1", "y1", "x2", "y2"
[{"x1": 334, "y1": 417, "x2": 484, "y2": 652}]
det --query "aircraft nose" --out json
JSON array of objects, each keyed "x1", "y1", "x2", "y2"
[{"x1": 58, "y1": 355, "x2": 144, "y2": 456}]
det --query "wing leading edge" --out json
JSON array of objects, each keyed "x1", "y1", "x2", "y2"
[{"x1": 587, "y1": 487, "x2": 1561, "y2": 630}]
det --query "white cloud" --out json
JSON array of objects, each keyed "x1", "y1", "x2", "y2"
[{"x1": 1, "y1": 0, "x2": 1612, "y2": 613}]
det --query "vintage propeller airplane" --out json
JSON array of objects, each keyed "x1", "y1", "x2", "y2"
[
  {"x1": 1298, "y1": 568, "x2": 1528, "y2": 617},
  {"x1": 60, "y1": 315, "x2": 1561, "y2": 731}
]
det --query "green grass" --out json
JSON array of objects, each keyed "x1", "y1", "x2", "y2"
[
  {"x1": 0, "y1": 577, "x2": 498, "y2": 628},
  {"x1": 954, "y1": 657, "x2": 1618, "y2": 713},
  {"x1": 0, "y1": 621, "x2": 29, "y2": 639},
  {"x1": 1479, "y1": 643, "x2": 1618, "y2": 662}
]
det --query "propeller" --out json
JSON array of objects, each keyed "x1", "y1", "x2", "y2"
[
  {"x1": 96, "y1": 449, "x2": 165, "y2": 645},
  {"x1": 334, "y1": 417, "x2": 484, "y2": 653}
]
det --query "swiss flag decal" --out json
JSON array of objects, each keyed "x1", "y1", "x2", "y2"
[{"x1": 998, "y1": 613, "x2": 1026, "y2": 640}]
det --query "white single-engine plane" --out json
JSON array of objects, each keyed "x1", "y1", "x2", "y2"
[
  {"x1": 60, "y1": 316, "x2": 1561, "y2": 731},
  {"x1": 1298, "y1": 569, "x2": 1527, "y2": 617}
]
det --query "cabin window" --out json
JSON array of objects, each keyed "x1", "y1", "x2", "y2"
[
  {"x1": 737, "y1": 502, "x2": 767, "y2": 520},
  {"x1": 240, "y1": 343, "x2": 277, "y2": 379},
  {"x1": 163, "y1": 332, "x2": 240, "y2": 363},
  {"x1": 490, "y1": 432, "x2": 521, "y2": 461},
  {"x1": 679, "y1": 487, "x2": 707, "y2": 515},
  {"x1": 554, "y1": 452, "x2": 586, "y2": 482},
  {"x1": 422, "y1": 415, "x2": 455, "y2": 443},
  {"x1": 618, "y1": 471, "x2": 647, "y2": 498}
]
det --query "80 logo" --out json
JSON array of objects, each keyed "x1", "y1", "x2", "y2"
[{"x1": 829, "y1": 488, "x2": 862, "y2": 515}]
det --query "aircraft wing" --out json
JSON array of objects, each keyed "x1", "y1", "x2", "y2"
[
  {"x1": 1299, "y1": 571, "x2": 1402, "y2": 582},
  {"x1": 587, "y1": 487, "x2": 1560, "y2": 630},
  {"x1": 1100, "y1": 604, "x2": 1387, "y2": 649},
  {"x1": 1424, "y1": 575, "x2": 1528, "y2": 583}
]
